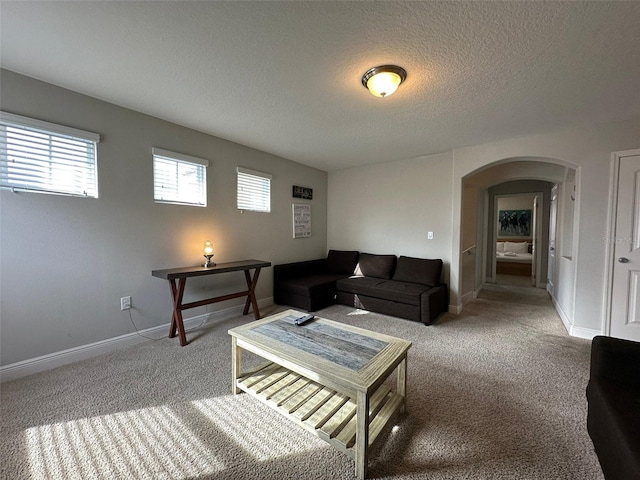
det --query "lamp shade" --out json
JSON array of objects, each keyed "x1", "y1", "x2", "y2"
[
  {"x1": 362, "y1": 65, "x2": 407, "y2": 98},
  {"x1": 203, "y1": 240, "x2": 213, "y2": 256}
]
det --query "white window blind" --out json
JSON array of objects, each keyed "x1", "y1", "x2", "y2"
[
  {"x1": 0, "y1": 111, "x2": 100, "y2": 197},
  {"x1": 153, "y1": 147, "x2": 208, "y2": 207},
  {"x1": 237, "y1": 166, "x2": 271, "y2": 212}
]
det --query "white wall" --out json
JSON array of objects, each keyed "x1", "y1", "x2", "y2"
[
  {"x1": 327, "y1": 118, "x2": 639, "y2": 332},
  {"x1": 497, "y1": 196, "x2": 535, "y2": 211},
  {"x1": 460, "y1": 183, "x2": 479, "y2": 302},
  {"x1": 0, "y1": 70, "x2": 328, "y2": 366},
  {"x1": 327, "y1": 152, "x2": 453, "y2": 286},
  {"x1": 451, "y1": 118, "x2": 640, "y2": 334}
]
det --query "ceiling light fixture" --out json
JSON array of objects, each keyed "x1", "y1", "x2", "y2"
[{"x1": 361, "y1": 65, "x2": 407, "y2": 98}]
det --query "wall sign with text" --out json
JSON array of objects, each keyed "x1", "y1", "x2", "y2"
[
  {"x1": 293, "y1": 204, "x2": 311, "y2": 238},
  {"x1": 292, "y1": 185, "x2": 313, "y2": 200}
]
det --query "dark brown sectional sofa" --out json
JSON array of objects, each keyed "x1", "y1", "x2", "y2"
[
  {"x1": 586, "y1": 335, "x2": 640, "y2": 480},
  {"x1": 274, "y1": 250, "x2": 448, "y2": 325}
]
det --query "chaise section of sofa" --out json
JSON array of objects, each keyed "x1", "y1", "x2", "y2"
[
  {"x1": 586, "y1": 335, "x2": 640, "y2": 480},
  {"x1": 336, "y1": 254, "x2": 448, "y2": 325},
  {"x1": 273, "y1": 250, "x2": 359, "y2": 311}
]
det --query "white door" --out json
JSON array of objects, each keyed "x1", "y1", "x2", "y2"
[
  {"x1": 610, "y1": 153, "x2": 640, "y2": 341},
  {"x1": 547, "y1": 185, "x2": 558, "y2": 296}
]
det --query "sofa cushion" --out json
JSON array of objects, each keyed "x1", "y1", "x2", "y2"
[
  {"x1": 392, "y1": 256, "x2": 442, "y2": 286},
  {"x1": 326, "y1": 250, "x2": 360, "y2": 274},
  {"x1": 355, "y1": 253, "x2": 396, "y2": 279},
  {"x1": 337, "y1": 277, "x2": 430, "y2": 306},
  {"x1": 279, "y1": 273, "x2": 347, "y2": 297},
  {"x1": 337, "y1": 291, "x2": 420, "y2": 322}
]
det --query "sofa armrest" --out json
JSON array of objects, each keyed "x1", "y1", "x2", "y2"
[
  {"x1": 590, "y1": 336, "x2": 640, "y2": 389},
  {"x1": 274, "y1": 259, "x2": 328, "y2": 284},
  {"x1": 420, "y1": 284, "x2": 448, "y2": 325}
]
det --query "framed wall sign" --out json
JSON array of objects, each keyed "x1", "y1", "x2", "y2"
[
  {"x1": 292, "y1": 185, "x2": 313, "y2": 200},
  {"x1": 293, "y1": 203, "x2": 311, "y2": 238}
]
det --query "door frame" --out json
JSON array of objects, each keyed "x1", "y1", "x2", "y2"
[
  {"x1": 604, "y1": 149, "x2": 640, "y2": 336},
  {"x1": 547, "y1": 185, "x2": 559, "y2": 296},
  {"x1": 489, "y1": 192, "x2": 544, "y2": 286}
]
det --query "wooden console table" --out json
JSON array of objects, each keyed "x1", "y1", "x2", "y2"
[{"x1": 152, "y1": 259, "x2": 271, "y2": 346}]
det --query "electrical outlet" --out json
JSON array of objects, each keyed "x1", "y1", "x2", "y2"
[{"x1": 120, "y1": 296, "x2": 131, "y2": 310}]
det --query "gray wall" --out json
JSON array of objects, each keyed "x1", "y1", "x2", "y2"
[
  {"x1": 0, "y1": 70, "x2": 328, "y2": 365},
  {"x1": 2, "y1": 69, "x2": 639, "y2": 366}
]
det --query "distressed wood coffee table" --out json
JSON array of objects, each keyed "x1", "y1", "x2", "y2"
[{"x1": 228, "y1": 309, "x2": 411, "y2": 479}]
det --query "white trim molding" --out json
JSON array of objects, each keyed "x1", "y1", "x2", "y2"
[
  {"x1": 1, "y1": 297, "x2": 273, "y2": 382},
  {"x1": 552, "y1": 295, "x2": 600, "y2": 339},
  {"x1": 570, "y1": 325, "x2": 601, "y2": 340},
  {"x1": 449, "y1": 304, "x2": 463, "y2": 314},
  {"x1": 1, "y1": 110, "x2": 100, "y2": 143},
  {"x1": 460, "y1": 290, "x2": 475, "y2": 306}
]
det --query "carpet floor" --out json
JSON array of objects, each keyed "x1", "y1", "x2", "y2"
[{"x1": 1, "y1": 283, "x2": 604, "y2": 479}]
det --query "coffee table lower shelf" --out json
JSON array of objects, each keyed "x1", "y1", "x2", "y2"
[{"x1": 236, "y1": 362, "x2": 404, "y2": 459}]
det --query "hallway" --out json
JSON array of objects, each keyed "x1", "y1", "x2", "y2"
[{"x1": 495, "y1": 273, "x2": 538, "y2": 288}]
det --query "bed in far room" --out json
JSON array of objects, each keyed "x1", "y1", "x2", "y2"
[{"x1": 496, "y1": 240, "x2": 532, "y2": 276}]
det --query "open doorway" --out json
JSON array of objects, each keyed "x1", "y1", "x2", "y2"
[
  {"x1": 458, "y1": 158, "x2": 580, "y2": 337},
  {"x1": 484, "y1": 180, "x2": 553, "y2": 290},
  {"x1": 494, "y1": 193, "x2": 538, "y2": 287},
  {"x1": 459, "y1": 159, "x2": 578, "y2": 312}
]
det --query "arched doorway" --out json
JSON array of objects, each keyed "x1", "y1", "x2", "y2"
[{"x1": 458, "y1": 158, "x2": 578, "y2": 322}]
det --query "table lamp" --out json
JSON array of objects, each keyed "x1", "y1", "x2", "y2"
[{"x1": 203, "y1": 240, "x2": 215, "y2": 267}]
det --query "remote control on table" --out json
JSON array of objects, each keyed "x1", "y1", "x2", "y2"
[{"x1": 294, "y1": 314, "x2": 314, "y2": 326}]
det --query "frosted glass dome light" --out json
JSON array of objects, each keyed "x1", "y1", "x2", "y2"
[{"x1": 361, "y1": 65, "x2": 407, "y2": 98}]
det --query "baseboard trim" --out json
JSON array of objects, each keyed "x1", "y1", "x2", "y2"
[
  {"x1": 460, "y1": 291, "x2": 474, "y2": 306},
  {"x1": 1, "y1": 297, "x2": 273, "y2": 382},
  {"x1": 569, "y1": 325, "x2": 601, "y2": 340},
  {"x1": 550, "y1": 295, "x2": 600, "y2": 340},
  {"x1": 449, "y1": 304, "x2": 463, "y2": 314},
  {"x1": 552, "y1": 296, "x2": 573, "y2": 335}
]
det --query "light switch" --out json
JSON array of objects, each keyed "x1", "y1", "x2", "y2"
[{"x1": 428, "y1": 231, "x2": 434, "y2": 240}]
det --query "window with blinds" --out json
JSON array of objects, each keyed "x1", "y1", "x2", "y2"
[
  {"x1": 237, "y1": 166, "x2": 271, "y2": 212},
  {"x1": 153, "y1": 148, "x2": 208, "y2": 207},
  {"x1": 0, "y1": 112, "x2": 100, "y2": 197}
]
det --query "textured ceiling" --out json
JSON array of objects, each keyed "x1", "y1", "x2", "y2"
[{"x1": 1, "y1": 1, "x2": 639, "y2": 172}]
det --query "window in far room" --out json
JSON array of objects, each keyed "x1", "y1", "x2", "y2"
[
  {"x1": 0, "y1": 111, "x2": 100, "y2": 197},
  {"x1": 237, "y1": 166, "x2": 271, "y2": 213},
  {"x1": 153, "y1": 148, "x2": 208, "y2": 207}
]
